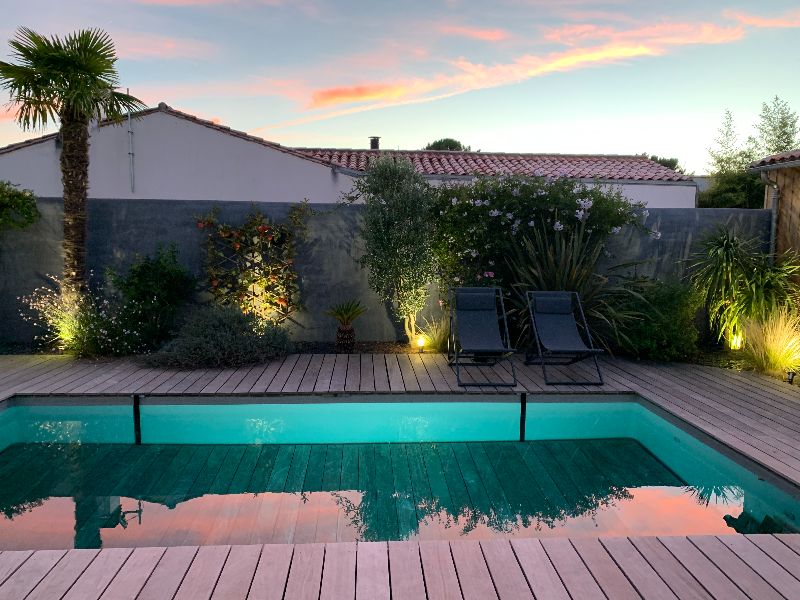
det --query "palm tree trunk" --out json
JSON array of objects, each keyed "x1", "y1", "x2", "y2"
[{"x1": 59, "y1": 113, "x2": 90, "y2": 290}]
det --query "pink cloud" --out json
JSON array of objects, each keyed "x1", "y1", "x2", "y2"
[
  {"x1": 112, "y1": 32, "x2": 216, "y2": 60},
  {"x1": 311, "y1": 83, "x2": 409, "y2": 108},
  {"x1": 438, "y1": 24, "x2": 511, "y2": 42},
  {"x1": 543, "y1": 21, "x2": 744, "y2": 46},
  {"x1": 724, "y1": 9, "x2": 800, "y2": 28}
]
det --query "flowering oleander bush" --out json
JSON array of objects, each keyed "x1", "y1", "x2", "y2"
[
  {"x1": 431, "y1": 176, "x2": 648, "y2": 288},
  {"x1": 198, "y1": 205, "x2": 309, "y2": 328},
  {"x1": 20, "y1": 275, "x2": 150, "y2": 356}
]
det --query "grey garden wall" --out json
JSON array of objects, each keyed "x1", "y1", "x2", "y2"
[{"x1": 0, "y1": 199, "x2": 771, "y2": 345}]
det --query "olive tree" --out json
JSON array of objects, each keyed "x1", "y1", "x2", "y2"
[{"x1": 350, "y1": 157, "x2": 437, "y2": 340}]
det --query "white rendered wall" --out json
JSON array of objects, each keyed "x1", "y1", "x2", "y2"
[{"x1": 0, "y1": 111, "x2": 354, "y2": 203}]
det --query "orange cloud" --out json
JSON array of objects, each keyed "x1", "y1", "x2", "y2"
[
  {"x1": 310, "y1": 83, "x2": 410, "y2": 108},
  {"x1": 438, "y1": 24, "x2": 511, "y2": 42},
  {"x1": 724, "y1": 9, "x2": 800, "y2": 28},
  {"x1": 113, "y1": 32, "x2": 216, "y2": 60}
]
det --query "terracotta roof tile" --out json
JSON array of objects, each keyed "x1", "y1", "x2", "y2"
[
  {"x1": 293, "y1": 149, "x2": 691, "y2": 182},
  {"x1": 750, "y1": 149, "x2": 800, "y2": 169}
]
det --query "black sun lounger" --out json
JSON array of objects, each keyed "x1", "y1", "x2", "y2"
[
  {"x1": 448, "y1": 287, "x2": 516, "y2": 387},
  {"x1": 526, "y1": 290, "x2": 603, "y2": 385}
]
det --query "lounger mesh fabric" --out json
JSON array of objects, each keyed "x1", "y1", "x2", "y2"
[
  {"x1": 527, "y1": 290, "x2": 603, "y2": 385},
  {"x1": 448, "y1": 287, "x2": 516, "y2": 387}
]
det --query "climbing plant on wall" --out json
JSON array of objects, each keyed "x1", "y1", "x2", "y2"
[{"x1": 197, "y1": 204, "x2": 309, "y2": 327}]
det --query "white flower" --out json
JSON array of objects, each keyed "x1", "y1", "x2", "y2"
[
  {"x1": 641, "y1": 209, "x2": 649, "y2": 219},
  {"x1": 505, "y1": 212, "x2": 514, "y2": 220},
  {"x1": 578, "y1": 199, "x2": 593, "y2": 210},
  {"x1": 489, "y1": 209, "x2": 501, "y2": 217},
  {"x1": 553, "y1": 221, "x2": 564, "y2": 231},
  {"x1": 451, "y1": 197, "x2": 458, "y2": 205},
  {"x1": 611, "y1": 226, "x2": 621, "y2": 234},
  {"x1": 650, "y1": 228, "x2": 661, "y2": 240},
  {"x1": 453, "y1": 276, "x2": 460, "y2": 282},
  {"x1": 528, "y1": 220, "x2": 535, "y2": 227},
  {"x1": 511, "y1": 187, "x2": 521, "y2": 197},
  {"x1": 470, "y1": 249, "x2": 478, "y2": 257},
  {"x1": 575, "y1": 209, "x2": 586, "y2": 221}
]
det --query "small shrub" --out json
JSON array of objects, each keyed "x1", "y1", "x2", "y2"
[
  {"x1": 147, "y1": 305, "x2": 290, "y2": 368},
  {"x1": 742, "y1": 309, "x2": 800, "y2": 378},
  {"x1": 20, "y1": 275, "x2": 149, "y2": 356},
  {"x1": 420, "y1": 316, "x2": 450, "y2": 352},
  {"x1": 326, "y1": 299, "x2": 367, "y2": 353},
  {"x1": 620, "y1": 280, "x2": 701, "y2": 361},
  {"x1": 110, "y1": 246, "x2": 194, "y2": 349}
]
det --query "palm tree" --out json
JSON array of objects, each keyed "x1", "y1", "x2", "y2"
[{"x1": 0, "y1": 27, "x2": 145, "y2": 290}]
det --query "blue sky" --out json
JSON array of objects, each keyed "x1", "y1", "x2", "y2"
[{"x1": 1, "y1": 0, "x2": 799, "y2": 173}]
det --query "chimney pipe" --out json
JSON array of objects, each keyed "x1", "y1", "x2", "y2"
[{"x1": 369, "y1": 136, "x2": 380, "y2": 150}]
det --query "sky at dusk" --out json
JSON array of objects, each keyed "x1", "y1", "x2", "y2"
[{"x1": 1, "y1": 0, "x2": 799, "y2": 173}]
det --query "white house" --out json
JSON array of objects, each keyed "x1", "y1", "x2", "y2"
[{"x1": 0, "y1": 102, "x2": 696, "y2": 207}]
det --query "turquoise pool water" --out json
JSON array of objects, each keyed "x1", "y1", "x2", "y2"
[{"x1": 0, "y1": 395, "x2": 797, "y2": 549}]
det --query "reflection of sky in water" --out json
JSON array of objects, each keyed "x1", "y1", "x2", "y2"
[
  {"x1": 0, "y1": 486, "x2": 749, "y2": 550},
  {"x1": 245, "y1": 418, "x2": 285, "y2": 442}
]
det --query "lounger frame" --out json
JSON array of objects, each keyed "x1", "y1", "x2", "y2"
[
  {"x1": 525, "y1": 290, "x2": 604, "y2": 386},
  {"x1": 447, "y1": 287, "x2": 517, "y2": 387}
]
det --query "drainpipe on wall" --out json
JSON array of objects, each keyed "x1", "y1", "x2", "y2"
[
  {"x1": 761, "y1": 171, "x2": 780, "y2": 261},
  {"x1": 127, "y1": 88, "x2": 135, "y2": 194}
]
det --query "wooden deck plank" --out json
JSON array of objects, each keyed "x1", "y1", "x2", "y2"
[
  {"x1": 173, "y1": 545, "x2": 231, "y2": 600},
  {"x1": 217, "y1": 365, "x2": 255, "y2": 394},
  {"x1": 509, "y1": 539, "x2": 569, "y2": 600},
  {"x1": 0, "y1": 551, "x2": 32, "y2": 588},
  {"x1": 628, "y1": 537, "x2": 711, "y2": 600},
  {"x1": 716, "y1": 535, "x2": 800, "y2": 600},
  {"x1": 248, "y1": 544, "x2": 293, "y2": 600},
  {"x1": 98, "y1": 546, "x2": 166, "y2": 600},
  {"x1": 385, "y1": 354, "x2": 406, "y2": 392},
  {"x1": 210, "y1": 544, "x2": 262, "y2": 600},
  {"x1": 570, "y1": 537, "x2": 641, "y2": 600},
  {"x1": 449, "y1": 541, "x2": 498, "y2": 600},
  {"x1": 313, "y1": 354, "x2": 336, "y2": 393},
  {"x1": 746, "y1": 535, "x2": 800, "y2": 579},
  {"x1": 201, "y1": 367, "x2": 239, "y2": 394},
  {"x1": 540, "y1": 538, "x2": 605, "y2": 600},
  {"x1": 328, "y1": 354, "x2": 348, "y2": 393},
  {"x1": 266, "y1": 355, "x2": 302, "y2": 393},
  {"x1": 687, "y1": 536, "x2": 784, "y2": 600},
  {"x1": 388, "y1": 541, "x2": 427, "y2": 600},
  {"x1": 344, "y1": 354, "x2": 361, "y2": 392},
  {"x1": 284, "y1": 543, "x2": 324, "y2": 600},
  {"x1": 409, "y1": 353, "x2": 436, "y2": 392},
  {"x1": 600, "y1": 537, "x2": 678, "y2": 600},
  {"x1": 372, "y1": 354, "x2": 391, "y2": 392},
  {"x1": 359, "y1": 354, "x2": 376, "y2": 392},
  {"x1": 136, "y1": 546, "x2": 198, "y2": 600},
  {"x1": 298, "y1": 354, "x2": 324, "y2": 393},
  {"x1": 231, "y1": 363, "x2": 271, "y2": 394},
  {"x1": 355, "y1": 542, "x2": 390, "y2": 600},
  {"x1": 249, "y1": 358, "x2": 286, "y2": 393},
  {"x1": 60, "y1": 548, "x2": 132, "y2": 600},
  {"x1": 658, "y1": 536, "x2": 748, "y2": 600},
  {"x1": 0, "y1": 549, "x2": 65, "y2": 600},
  {"x1": 479, "y1": 540, "x2": 533, "y2": 600},
  {"x1": 319, "y1": 542, "x2": 356, "y2": 600},
  {"x1": 282, "y1": 354, "x2": 312, "y2": 393},
  {"x1": 419, "y1": 541, "x2": 462, "y2": 600},
  {"x1": 13, "y1": 551, "x2": 97, "y2": 600}
]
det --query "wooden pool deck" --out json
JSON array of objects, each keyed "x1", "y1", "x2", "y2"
[
  {"x1": 2, "y1": 535, "x2": 800, "y2": 600},
  {"x1": 1, "y1": 353, "x2": 800, "y2": 598}
]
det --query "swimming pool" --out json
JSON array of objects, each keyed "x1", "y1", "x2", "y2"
[{"x1": 0, "y1": 394, "x2": 797, "y2": 549}]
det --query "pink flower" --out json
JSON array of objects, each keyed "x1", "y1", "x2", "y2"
[{"x1": 484, "y1": 271, "x2": 495, "y2": 278}]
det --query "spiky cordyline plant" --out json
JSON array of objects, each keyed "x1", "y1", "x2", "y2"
[
  {"x1": 742, "y1": 308, "x2": 800, "y2": 378},
  {"x1": 0, "y1": 27, "x2": 145, "y2": 290},
  {"x1": 507, "y1": 222, "x2": 646, "y2": 350}
]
